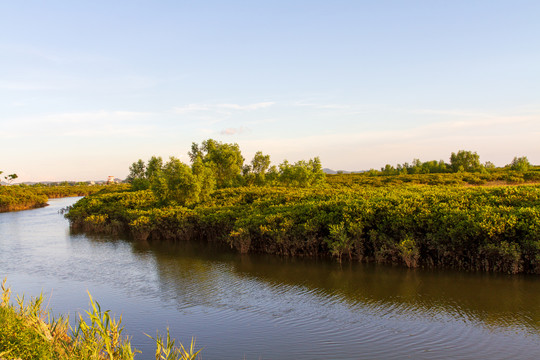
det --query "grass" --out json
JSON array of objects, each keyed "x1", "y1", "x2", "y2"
[{"x1": 0, "y1": 279, "x2": 202, "y2": 360}]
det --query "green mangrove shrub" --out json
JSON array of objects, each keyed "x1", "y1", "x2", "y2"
[{"x1": 66, "y1": 181, "x2": 540, "y2": 274}]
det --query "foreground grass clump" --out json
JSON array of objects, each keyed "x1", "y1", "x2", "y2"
[{"x1": 0, "y1": 279, "x2": 201, "y2": 360}]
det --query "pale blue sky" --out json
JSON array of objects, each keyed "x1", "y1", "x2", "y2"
[{"x1": 1, "y1": 0, "x2": 539, "y2": 182}]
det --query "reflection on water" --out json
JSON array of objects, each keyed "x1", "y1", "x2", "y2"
[
  {"x1": 141, "y1": 240, "x2": 540, "y2": 332},
  {"x1": 1, "y1": 197, "x2": 539, "y2": 359}
]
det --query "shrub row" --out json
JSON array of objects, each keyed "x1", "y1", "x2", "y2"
[
  {"x1": 326, "y1": 169, "x2": 540, "y2": 187},
  {"x1": 0, "y1": 185, "x2": 127, "y2": 213},
  {"x1": 66, "y1": 183, "x2": 540, "y2": 274}
]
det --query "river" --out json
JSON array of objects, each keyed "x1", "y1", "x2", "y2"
[{"x1": 0, "y1": 197, "x2": 539, "y2": 359}]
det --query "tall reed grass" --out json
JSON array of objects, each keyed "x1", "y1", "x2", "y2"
[{"x1": 0, "y1": 279, "x2": 201, "y2": 360}]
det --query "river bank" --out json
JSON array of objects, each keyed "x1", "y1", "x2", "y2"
[
  {"x1": 0, "y1": 184, "x2": 126, "y2": 213},
  {"x1": 65, "y1": 181, "x2": 540, "y2": 274}
]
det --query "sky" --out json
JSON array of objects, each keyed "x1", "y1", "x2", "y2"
[{"x1": 1, "y1": 0, "x2": 539, "y2": 182}]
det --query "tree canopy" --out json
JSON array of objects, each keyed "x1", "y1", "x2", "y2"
[
  {"x1": 509, "y1": 156, "x2": 531, "y2": 172},
  {"x1": 0, "y1": 171, "x2": 18, "y2": 185},
  {"x1": 125, "y1": 139, "x2": 326, "y2": 206},
  {"x1": 450, "y1": 150, "x2": 483, "y2": 172},
  {"x1": 379, "y1": 150, "x2": 489, "y2": 175},
  {"x1": 189, "y1": 139, "x2": 244, "y2": 188}
]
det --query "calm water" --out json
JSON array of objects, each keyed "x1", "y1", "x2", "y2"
[{"x1": 1, "y1": 197, "x2": 539, "y2": 359}]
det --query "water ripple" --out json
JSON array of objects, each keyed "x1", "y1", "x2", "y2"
[{"x1": 1, "y1": 197, "x2": 539, "y2": 359}]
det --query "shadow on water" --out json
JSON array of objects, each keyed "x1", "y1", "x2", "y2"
[{"x1": 118, "y1": 237, "x2": 540, "y2": 334}]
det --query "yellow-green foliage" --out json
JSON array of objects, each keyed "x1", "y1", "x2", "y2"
[
  {"x1": 72, "y1": 292, "x2": 137, "y2": 359},
  {"x1": 326, "y1": 167, "x2": 540, "y2": 187},
  {"x1": 147, "y1": 328, "x2": 202, "y2": 360},
  {"x1": 0, "y1": 186, "x2": 48, "y2": 212},
  {"x1": 398, "y1": 236, "x2": 420, "y2": 268},
  {"x1": 325, "y1": 222, "x2": 354, "y2": 262},
  {"x1": 0, "y1": 184, "x2": 123, "y2": 213},
  {"x1": 85, "y1": 214, "x2": 109, "y2": 226},
  {"x1": 0, "y1": 279, "x2": 202, "y2": 360},
  {"x1": 66, "y1": 179, "x2": 540, "y2": 274}
]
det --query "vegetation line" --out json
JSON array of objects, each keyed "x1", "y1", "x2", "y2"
[
  {"x1": 64, "y1": 140, "x2": 540, "y2": 274},
  {"x1": 0, "y1": 185, "x2": 121, "y2": 213}
]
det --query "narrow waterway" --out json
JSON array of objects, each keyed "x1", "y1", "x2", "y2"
[{"x1": 1, "y1": 197, "x2": 539, "y2": 359}]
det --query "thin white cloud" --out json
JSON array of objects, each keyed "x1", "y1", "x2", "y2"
[
  {"x1": 220, "y1": 127, "x2": 248, "y2": 135},
  {"x1": 0, "y1": 80, "x2": 62, "y2": 91},
  {"x1": 411, "y1": 108, "x2": 495, "y2": 118},
  {"x1": 218, "y1": 102, "x2": 274, "y2": 110},
  {"x1": 0, "y1": 44, "x2": 65, "y2": 64},
  {"x1": 293, "y1": 101, "x2": 351, "y2": 110},
  {"x1": 291, "y1": 101, "x2": 540, "y2": 123},
  {"x1": 198, "y1": 128, "x2": 214, "y2": 135},
  {"x1": 417, "y1": 114, "x2": 539, "y2": 130},
  {"x1": 61, "y1": 125, "x2": 154, "y2": 138},
  {"x1": 173, "y1": 104, "x2": 213, "y2": 114},
  {"x1": 173, "y1": 101, "x2": 275, "y2": 114},
  {"x1": 239, "y1": 111, "x2": 540, "y2": 168},
  {"x1": 47, "y1": 110, "x2": 154, "y2": 124},
  {"x1": 0, "y1": 110, "x2": 157, "y2": 139},
  {"x1": 0, "y1": 44, "x2": 113, "y2": 65},
  {"x1": 245, "y1": 118, "x2": 278, "y2": 125}
]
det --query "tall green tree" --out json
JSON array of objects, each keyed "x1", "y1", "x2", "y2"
[
  {"x1": 381, "y1": 164, "x2": 397, "y2": 175},
  {"x1": 450, "y1": 150, "x2": 483, "y2": 172},
  {"x1": 310, "y1": 157, "x2": 325, "y2": 184},
  {"x1": 126, "y1": 159, "x2": 149, "y2": 190},
  {"x1": 5, "y1": 174, "x2": 18, "y2": 184},
  {"x1": 484, "y1": 161, "x2": 496, "y2": 170},
  {"x1": 251, "y1": 151, "x2": 271, "y2": 185},
  {"x1": 151, "y1": 157, "x2": 200, "y2": 206},
  {"x1": 509, "y1": 156, "x2": 531, "y2": 172},
  {"x1": 127, "y1": 159, "x2": 145, "y2": 181},
  {"x1": 191, "y1": 155, "x2": 216, "y2": 201},
  {"x1": 278, "y1": 157, "x2": 325, "y2": 187},
  {"x1": 189, "y1": 139, "x2": 244, "y2": 188},
  {"x1": 146, "y1": 156, "x2": 164, "y2": 181},
  {"x1": 0, "y1": 171, "x2": 18, "y2": 185}
]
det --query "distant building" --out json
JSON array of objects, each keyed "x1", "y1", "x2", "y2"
[{"x1": 107, "y1": 176, "x2": 116, "y2": 184}]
